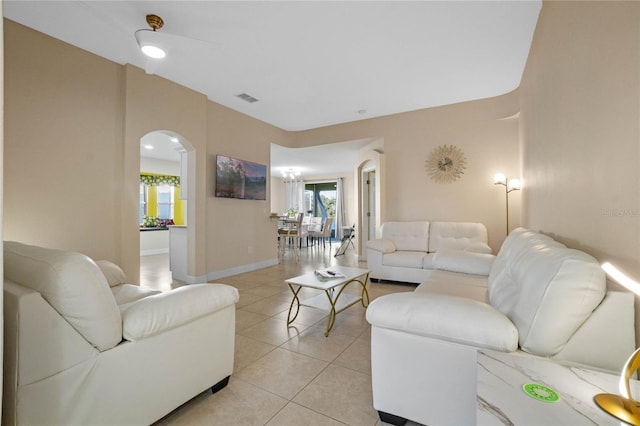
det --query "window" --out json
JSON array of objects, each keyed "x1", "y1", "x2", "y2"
[
  {"x1": 156, "y1": 185, "x2": 174, "y2": 219},
  {"x1": 139, "y1": 173, "x2": 183, "y2": 227},
  {"x1": 304, "y1": 182, "x2": 337, "y2": 237}
]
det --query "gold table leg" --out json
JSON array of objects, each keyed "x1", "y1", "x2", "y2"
[
  {"x1": 286, "y1": 283, "x2": 303, "y2": 325},
  {"x1": 322, "y1": 272, "x2": 370, "y2": 337},
  {"x1": 286, "y1": 273, "x2": 370, "y2": 337}
]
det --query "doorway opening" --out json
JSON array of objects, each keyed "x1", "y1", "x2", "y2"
[
  {"x1": 139, "y1": 130, "x2": 192, "y2": 289},
  {"x1": 305, "y1": 181, "x2": 337, "y2": 237}
]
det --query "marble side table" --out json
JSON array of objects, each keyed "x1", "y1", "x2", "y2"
[{"x1": 477, "y1": 349, "x2": 640, "y2": 425}]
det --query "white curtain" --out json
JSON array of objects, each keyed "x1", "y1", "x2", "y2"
[
  {"x1": 284, "y1": 180, "x2": 305, "y2": 213},
  {"x1": 335, "y1": 178, "x2": 345, "y2": 239}
]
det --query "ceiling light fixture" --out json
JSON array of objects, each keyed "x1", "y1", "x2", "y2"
[
  {"x1": 281, "y1": 168, "x2": 301, "y2": 180},
  {"x1": 135, "y1": 14, "x2": 167, "y2": 59},
  {"x1": 141, "y1": 45, "x2": 166, "y2": 59}
]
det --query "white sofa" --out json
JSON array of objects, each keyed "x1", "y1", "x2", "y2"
[
  {"x1": 366, "y1": 221, "x2": 494, "y2": 284},
  {"x1": 3, "y1": 241, "x2": 239, "y2": 425},
  {"x1": 366, "y1": 228, "x2": 636, "y2": 425}
]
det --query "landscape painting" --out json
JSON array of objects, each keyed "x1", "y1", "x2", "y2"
[{"x1": 215, "y1": 155, "x2": 267, "y2": 200}]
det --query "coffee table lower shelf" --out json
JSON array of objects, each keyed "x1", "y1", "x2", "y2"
[
  {"x1": 285, "y1": 267, "x2": 370, "y2": 337},
  {"x1": 301, "y1": 291, "x2": 362, "y2": 313}
]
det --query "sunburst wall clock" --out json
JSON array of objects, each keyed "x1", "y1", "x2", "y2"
[{"x1": 425, "y1": 144, "x2": 467, "y2": 184}]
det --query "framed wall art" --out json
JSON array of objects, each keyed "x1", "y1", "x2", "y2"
[{"x1": 215, "y1": 155, "x2": 267, "y2": 200}]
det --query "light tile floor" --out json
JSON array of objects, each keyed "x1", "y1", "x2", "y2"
[{"x1": 143, "y1": 245, "x2": 416, "y2": 426}]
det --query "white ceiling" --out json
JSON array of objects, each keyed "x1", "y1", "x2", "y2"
[
  {"x1": 4, "y1": 0, "x2": 541, "y2": 132},
  {"x1": 271, "y1": 139, "x2": 375, "y2": 179},
  {"x1": 140, "y1": 131, "x2": 185, "y2": 163},
  {"x1": 5, "y1": 0, "x2": 541, "y2": 176}
]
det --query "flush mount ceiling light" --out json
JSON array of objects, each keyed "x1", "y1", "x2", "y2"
[{"x1": 135, "y1": 14, "x2": 167, "y2": 59}]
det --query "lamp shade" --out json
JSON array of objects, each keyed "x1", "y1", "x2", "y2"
[
  {"x1": 135, "y1": 29, "x2": 167, "y2": 59},
  {"x1": 493, "y1": 173, "x2": 506, "y2": 185},
  {"x1": 508, "y1": 178, "x2": 522, "y2": 190}
]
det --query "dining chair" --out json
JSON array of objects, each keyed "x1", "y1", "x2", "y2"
[
  {"x1": 277, "y1": 212, "x2": 304, "y2": 261},
  {"x1": 308, "y1": 217, "x2": 333, "y2": 248}
]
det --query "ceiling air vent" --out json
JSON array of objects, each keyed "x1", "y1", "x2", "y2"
[{"x1": 236, "y1": 93, "x2": 259, "y2": 103}]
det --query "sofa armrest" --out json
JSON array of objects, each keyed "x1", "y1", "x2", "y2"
[
  {"x1": 4, "y1": 280, "x2": 98, "y2": 387},
  {"x1": 122, "y1": 283, "x2": 239, "y2": 341},
  {"x1": 367, "y1": 239, "x2": 397, "y2": 254},
  {"x1": 366, "y1": 292, "x2": 518, "y2": 352},
  {"x1": 433, "y1": 249, "x2": 495, "y2": 276}
]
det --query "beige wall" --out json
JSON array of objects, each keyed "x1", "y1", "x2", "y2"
[
  {"x1": 4, "y1": 20, "x2": 126, "y2": 263},
  {"x1": 206, "y1": 102, "x2": 291, "y2": 275},
  {"x1": 123, "y1": 65, "x2": 209, "y2": 281},
  {"x1": 270, "y1": 177, "x2": 285, "y2": 214},
  {"x1": 294, "y1": 92, "x2": 522, "y2": 252},
  {"x1": 4, "y1": 19, "x2": 289, "y2": 282},
  {"x1": 520, "y1": 2, "x2": 640, "y2": 338}
]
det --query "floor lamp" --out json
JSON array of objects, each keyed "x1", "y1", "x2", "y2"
[{"x1": 493, "y1": 173, "x2": 521, "y2": 235}]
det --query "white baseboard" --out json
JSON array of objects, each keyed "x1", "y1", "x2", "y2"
[
  {"x1": 165, "y1": 258, "x2": 280, "y2": 285},
  {"x1": 206, "y1": 258, "x2": 280, "y2": 282}
]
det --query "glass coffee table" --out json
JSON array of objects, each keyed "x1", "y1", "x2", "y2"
[{"x1": 285, "y1": 266, "x2": 370, "y2": 336}]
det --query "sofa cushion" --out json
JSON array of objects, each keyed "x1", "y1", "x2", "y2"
[
  {"x1": 433, "y1": 249, "x2": 495, "y2": 276},
  {"x1": 488, "y1": 228, "x2": 606, "y2": 357},
  {"x1": 366, "y1": 292, "x2": 518, "y2": 352},
  {"x1": 96, "y1": 260, "x2": 127, "y2": 287},
  {"x1": 382, "y1": 251, "x2": 428, "y2": 269},
  {"x1": 380, "y1": 221, "x2": 430, "y2": 252},
  {"x1": 367, "y1": 239, "x2": 397, "y2": 254},
  {"x1": 111, "y1": 284, "x2": 161, "y2": 307},
  {"x1": 422, "y1": 253, "x2": 436, "y2": 269},
  {"x1": 428, "y1": 222, "x2": 490, "y2": 253},
  {"x1": 122, "y1": 283, "x2": 239, "y2": 341},
  {"x1": 4, "y1": 241, "x2": 122, "y2": 351},
  {"x1": 416, "y1": 269, "x2": 488, "y2": 302}
]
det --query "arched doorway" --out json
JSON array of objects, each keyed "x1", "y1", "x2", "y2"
[
  {"x1": 356, "y1": 149, "x2": 385, "y2": 259},
  {"x1": 139, "y1": 130, "x2": 194, "y2": 289}
]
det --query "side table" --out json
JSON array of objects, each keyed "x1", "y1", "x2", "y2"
[{"x1": 478, "y1": 349, "x2": 640, "y2": 425}]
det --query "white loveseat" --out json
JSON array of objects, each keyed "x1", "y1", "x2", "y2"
[
  {"x1": 366, "y1": 228, "x2": 636, "y2": 425},
  {"x1": 3, "y1": 241, "x2": 239, "y2": 425},
  {"x1": 366, "y1": 221, "x2": 494, "y2": 284}
]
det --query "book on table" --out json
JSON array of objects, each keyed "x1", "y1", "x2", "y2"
[{"x1": 314, "y1": 269, "x2": 346, "y2": 279}]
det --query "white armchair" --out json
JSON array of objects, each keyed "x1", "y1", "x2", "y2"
[{"x1": 3, "y1": 241, "x2": 239, "y2": 425}]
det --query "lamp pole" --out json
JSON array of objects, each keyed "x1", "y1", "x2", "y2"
[
  {"x1": 494, "y1": 173, "x2": 521, "y2": 236},
  {"x1": 504, "y1": 185, "x2": 510, "y2": 235}
]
